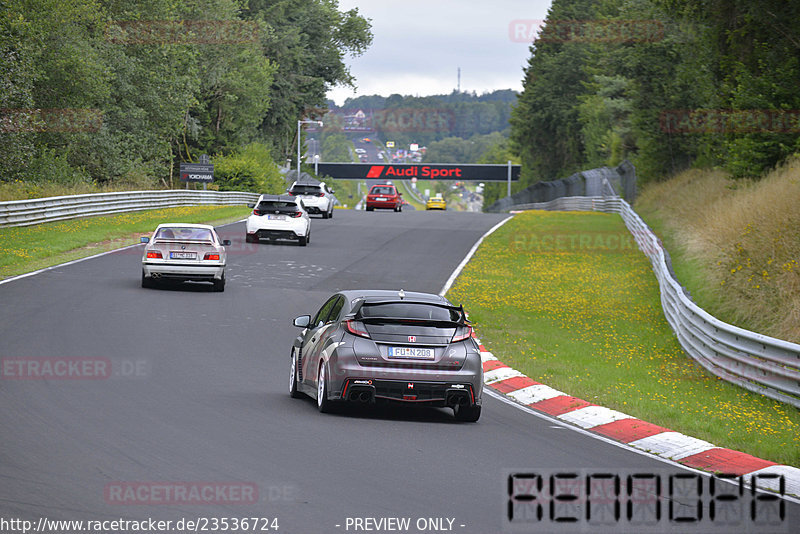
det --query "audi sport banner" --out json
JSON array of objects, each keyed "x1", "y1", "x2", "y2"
[{"x1": 315, "y1": 162, "x2": 520, "y2": 181}]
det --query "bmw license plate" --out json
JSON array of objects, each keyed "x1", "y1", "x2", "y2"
[
  {"x1": 388, "y1": 347, "x2": 434, "y2": 359},
  {"x1": 267, "y1": 215, "x2": 285, "y2": 220},
  {"x1": 169, "y1": 251, "x2": 196, "y2": 259}
]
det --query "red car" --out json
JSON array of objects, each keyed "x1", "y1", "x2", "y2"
[{"x1": 366, "y1": 184, "x2": 403, "y2": 212}]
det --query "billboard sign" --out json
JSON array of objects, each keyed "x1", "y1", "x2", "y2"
[{"x1": 316, "y1": 163, "x2": 520, "y2": 181}]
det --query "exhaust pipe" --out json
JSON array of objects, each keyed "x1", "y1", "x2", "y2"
[
  {"x1": 446, "y1": 391, "x2": 469, "y2": 406},
  {"x1": 348, "y1": 388, "x2": 374, "y2": 403},
  {"x1": 151, "y1": 273, "x2": 161, "y2": 279}
]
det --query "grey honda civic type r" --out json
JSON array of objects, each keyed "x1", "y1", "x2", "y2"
[{"x1": 289, "y1": 289, "x2": 483, "y2": 422}]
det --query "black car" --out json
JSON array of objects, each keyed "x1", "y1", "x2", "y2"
[{"x1": 289, "y1": 289, "x2": 483, "y2": 421}]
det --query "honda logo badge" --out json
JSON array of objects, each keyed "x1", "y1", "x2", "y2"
[{"x1": 408, "y1": 336, "x2": 416, "y2": 342}]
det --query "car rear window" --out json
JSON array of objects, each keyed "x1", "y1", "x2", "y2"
[
  {"x1": 290, "y1": 185, "x2": 322, "y2": 195},
  {"x1": 256, "y1": 201, "x2": 299, "y2": 214},
  {"x1": 155, "y1": 227, "x2": 213, "y2": 241},
  {"x1": 370, "y1": 186, "x2": 395, "y2": 195},
  {"x1": 359, "y1": 302, "x2": 461, "y2": 322}
]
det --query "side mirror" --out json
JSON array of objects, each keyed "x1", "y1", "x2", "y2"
[
  {"x1": 247, "y1": 203, "x2": 255, "y2": 208},
  {"x1": 140, "y1": 237, "x2": 150, "y2": 243},
  {"x1": 329, "y1": 189, "x2": 335, "y2": 194},
  {"x1": 222, "y1": 239, "x2": 231, "y2": 246},
  {"x1": 293, "y1": 315, "x2": 311, "y2": 328}
]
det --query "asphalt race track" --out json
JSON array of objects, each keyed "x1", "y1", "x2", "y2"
[{"x1": 1, "y1": 209, "x2": 797, "y2": 534}]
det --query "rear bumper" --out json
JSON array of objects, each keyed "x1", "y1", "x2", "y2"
[
  {"x1": 339, "y1": 378, "x2": 478, "y2": 407},
  {"x1": 366, "y1": 200, "x2": 399, "y2": 209},
  {"x1": 142, "y1": 262, "x2": 225, "y2": 281},
  {"x1": 251, "y1": 229, "x2": 304, "y2": 240}
]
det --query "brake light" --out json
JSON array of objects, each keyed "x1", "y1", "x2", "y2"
[
  {"x1": 290, "y1": 211, "x2": 303, "y2": 218},
  {"x1": 146, "y1": 251, "x2": 162, "y2": 259},
  {"x1": 253, "y1": 208, "x2": 259, "y2": 215},
  {"x1": 204, "y1": 253, "x2": 220, "y2": 260},
  {"x1": 345, "y1": 320, "x2": 371, "y2": 339},
  {"x1": 318, "y1": 192, "x2": 325, "y2": 197},
  {"x1": 451, "y1": 326, "x2": 472, "y2": 342}
]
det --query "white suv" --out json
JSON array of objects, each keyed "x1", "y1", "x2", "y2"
[
  {"x1": 246, "y1": 195, "x2": 311, "y2": 246},
  {"x1": 287, "y1": 181, "x2": 336, "y2": 219}
]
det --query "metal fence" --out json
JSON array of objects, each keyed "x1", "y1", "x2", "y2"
[
  {"x1": 505, "y1": 195, "x2": 800, "y2": 408},
  {"x1": 0, "y1": 190, "x2": 259, "y2": 228},
  {"x1": 485, "y1": 160, "x2": 637, "y2": 213}
]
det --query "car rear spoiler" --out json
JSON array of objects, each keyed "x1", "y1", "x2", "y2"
[{"x1": 346, "y1": 299, "x2": 469, "y2": 325}]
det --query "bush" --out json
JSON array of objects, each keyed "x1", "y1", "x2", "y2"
[{"x1": 212, "y1": 143, "x2": 285, "y2": 194}]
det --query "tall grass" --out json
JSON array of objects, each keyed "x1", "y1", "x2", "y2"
[{"x1": 636, "y1": 159, "x2": 800, "y2": 343}]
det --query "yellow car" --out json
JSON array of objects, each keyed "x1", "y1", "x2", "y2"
[{"x1": 426, "y1": 195, "x2": 446, "y2": 210}]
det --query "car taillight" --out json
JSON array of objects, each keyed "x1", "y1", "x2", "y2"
[
  {"x1": 253, "y1": 208, "x2": 260, "y2": 215},
  {"x1": 286, "y1": 192, "x2": 294, "y2": 195},
  {"x1": 345, "y1": 320, "x2": 371, "y2": 339},
  {"x1": 290, "y1": 211, "x2": 303, "y2": 218},
  {"x1": 146, "y1": 251, "x2": 162, "y2": 259},
  {"x1": 317, "y1": 192, "x2": 325, "y2": 197},
  {"x1": 451, "y1": 326, "x2": 472, "y2": 342},
  {"x1": 204, "y1": 253, "x2": 220, "y2": 260}
]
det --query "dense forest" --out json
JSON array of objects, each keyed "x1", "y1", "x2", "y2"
[
  {"x1": 0, "y1": 0, "x2": 371, "y2": 191},
  {"x1": 507, "y1": 0, "x2": 800, "y2": 193}
]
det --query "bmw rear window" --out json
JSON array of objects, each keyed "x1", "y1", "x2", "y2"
[
  {"x1": 155, "y1": 227, "x2": 213, "y2": 241},
  {"x1": 359, "y1": 303, "x2": 461, "y2": 322}
]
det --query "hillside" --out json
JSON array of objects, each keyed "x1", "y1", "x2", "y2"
[{"x1": 636, "y1": 160, "x2": 800, "y2": 343}]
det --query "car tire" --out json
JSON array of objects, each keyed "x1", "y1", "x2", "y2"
[
  {"x1": 454, "y1": 404, "x2": 481, "y2": 422},
  {"x1": 394, "y1": 205, "x2": 402, "y2": 212},
  {"x1": 366, "y1": 206, "x2": 374, "y2": 211},
  {"x1": 298, "y1": 234, "x2": 307, "y2": 246},
  {"x1": 328, "y1": 208, "x2": 334, "y2": 219},
  {"x1": 289, "y1": 348, "x2": 303, "y2": 399},
  {"x1": 212, "y1": 273, "x2": 226, "y2": 292},
  {"x1": 246, "y1": 234, "x2": 257, "y2": 243},
  {"x1": 317, "y1": 363, "x2": 333, "y2": 413},
  {"x1": 321, "y1": 211, "x2": 329, "y2": 219},
  {"x1": 141, "y1": 272, "x2": 155, "y2": 289}
]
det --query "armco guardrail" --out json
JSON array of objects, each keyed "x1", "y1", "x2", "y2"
[
  {"x1": 0, "y1": 190, "x2": 260, "y2": 228},
  {"x1": 509, "y1": 195, "x2": 800, "y2": 409}
]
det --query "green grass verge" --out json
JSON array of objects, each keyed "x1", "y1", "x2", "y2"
[
  {"x1": 395, "y1": 180, "x2": 426, "y2": 210},
  {"x1": 0, "y1": 205, "x2": 251, "y2": 279},
  {"x1": 446, "y1": 210, "x2": 800, "y2": 467}
]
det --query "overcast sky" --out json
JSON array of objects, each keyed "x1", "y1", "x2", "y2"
[{"x1": 327, "y1": 0, "x2": 554, "y2": 105}]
